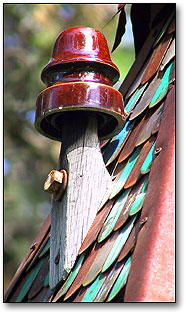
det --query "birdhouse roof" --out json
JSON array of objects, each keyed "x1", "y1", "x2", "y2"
[{"x1": 5, "y1": 4, "x2": 175, "y2": 303}]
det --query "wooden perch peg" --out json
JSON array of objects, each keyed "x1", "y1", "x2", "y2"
[
  {"x1": 44, "y1": 169, "x2": 67, "y2": 201},
  {"x1": 35, "y1": 27, "x2": 126, "y2": 289}
]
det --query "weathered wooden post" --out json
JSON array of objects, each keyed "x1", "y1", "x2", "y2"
[{"x1": 34, "y1": 26, "x2": 126, "y2": 289}]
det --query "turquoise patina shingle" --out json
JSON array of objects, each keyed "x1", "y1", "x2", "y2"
[
  {"x1": 141, "y1": 142, "x2": 156, "y2": 174},
  {"x1": 101, "y1": 216, "x2": 136, "y2": 273},
  {"x1": 39, "y1": 237, "x2": 50, "y2": 258},
  {"x1": 107, "y1": 255, "x2": 132, "y2": 302},
  {"x1": 110, "y1": 145, "x2": 142, "y2": 199},
  {"x1": 103, "y1": 120, "x2": 135, "y2": 166},
  {"x1": 80, "y1": 273, "x2": 106, "y2": 302},
  {"x1": 124, "y1": 83, "x2": 148, "y2": 114},
  {"x1": 149, "y1": 61, "x2": 174, "y2": 108},
  {"x1": 98, "y1": 188, "x2": 131, "y2": 242},
  {"x1": 53, "y1": 253, "x2": 86, "y2": 301},
  {"x1": 43, "y1": 272, "x2": 49, "y2": 287},
  {"x1": 16, "y1": 259, "x2": 44, "y2": 302}
]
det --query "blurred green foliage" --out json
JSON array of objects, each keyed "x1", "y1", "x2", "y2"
[{"x1": 4, "y1": 3, "x2": 134, "y2": 291}]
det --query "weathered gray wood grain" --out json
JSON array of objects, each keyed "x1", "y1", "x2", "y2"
[{"x1": 50, "y1": 113, "x2": 112, "y2": 289}]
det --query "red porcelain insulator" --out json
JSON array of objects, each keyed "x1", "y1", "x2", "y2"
[
  {"x1": 35, "y1": 27, "x2": 126, "y2": 141},
  {"x1": 41, "y1": 26, "x2": 120, "y2": 85}
]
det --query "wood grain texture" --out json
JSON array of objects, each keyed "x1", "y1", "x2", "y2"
[{"x1": 50, "y1": 113, "x2": 112, "y2": 289}]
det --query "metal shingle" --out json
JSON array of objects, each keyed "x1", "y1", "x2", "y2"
[
  {"x1": 101, "y1": 216, "x2": 136, "y2": 273},
  {"x1": 110, "y1": 146, "x2": 142, "y2": 199},
  {"x1": 141, "y1": 33, "x2": 173, "y2": 85}
]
